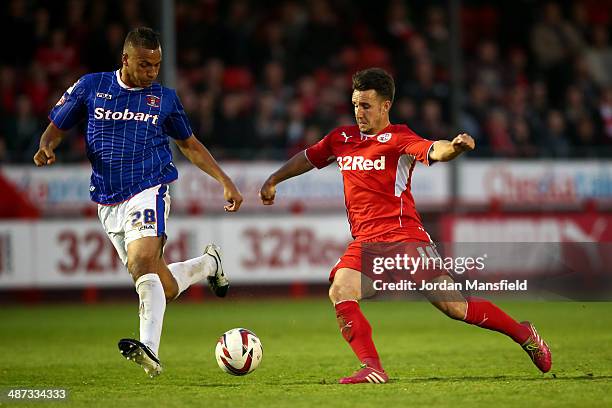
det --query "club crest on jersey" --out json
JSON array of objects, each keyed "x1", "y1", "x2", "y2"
[
  {"x1": 377, "y1": 133, "x2": 392, "y2": 143},
  {"x1": 146, "y1": 95, "x2": 160, "y2": 108}
]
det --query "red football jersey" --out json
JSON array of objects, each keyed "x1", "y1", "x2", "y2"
[{"x1": 305, "y1": 124, "x2": 434, "y2": 240}]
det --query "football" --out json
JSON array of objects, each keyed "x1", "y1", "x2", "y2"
[{"x1": 215, "y1": 328, "x2": 263, "y2": 375}]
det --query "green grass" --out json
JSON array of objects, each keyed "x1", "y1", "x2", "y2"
[{"x1": 1, "y1": 299, "x2": 611, "y2": 407}]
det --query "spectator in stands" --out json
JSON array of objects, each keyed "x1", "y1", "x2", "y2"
[
  {"x1": 414, "y1": 98, "x2": 448, "y2": 141},
  {"x1": 32, "y1": 7, "x2": 50, "y2": 49},
  {"x1": 286, "y1": 123, "x2": 322, "y2": 158},
  {"x1": 286, "y1": 98, "x2": 306, "y2": 147},
  {"x1": 569, "y1": 2, "x2": 591, "y2": 43},
  {"x1": 424, "y1": 6, "x2": 450, "y2": 69},
  {"x1": 3, "y1": 95, "x2": 42, "y2": 162},
  {"x1": 254, "y1": 92, "x2": 286, "y2": 151},
  {"x1": 564, "y1": 84, "x2": 596, "y2": 143},
  {"x1": 510, "y1": 118, "x2": 538, "y2": 157},
  {"x1": 0, "y1": 66, "x2": 17, "y2": 116},
  {"x1": 600, "y1": 87, "x2": 612, "y2": 143},
  {"x1": 35, "y1": 29, "x2": 78, "y2": 78},
  {"x1": 506, "y1": 86, "x2": 544, "y2": 140},
  {"x1": 385, "y1": 0, "x2": 415, "y2": 59},
  {"x1": 296, "y1": 75, "x2": 318, "y2": 118},
  {"x1": 530, "y1": 80, "x2": 550, "y2": 120},
  {"x1": 391, "y1": 97, "x2": 418, "y2": 126},
  {"x1": 312, "y1": 85, "x2": 342, "y2": 132},
  {"x1": 258, "y1": 61, "x2": 293, "y2": 109},
  {"x1": 572, "y1": 55, "x2": 601, "y2": 110},
  {"x1": 403, "y1": 58, "x2": 449, "y2": 111},
  {"x1": 1, "y1": 0, "x2": 610, "y2": 161},
  {"x1": 574, "y1": 115, "x2": 599, "y2": 156},
  {"x1": 504, "y1": 47, "x2": 530, "y2": 89},
  {"x1": 485, "y1": 108, "x2": 516, "y2": 156},
  {"x1": 542, "y1": 110, "x2": 571, "y2": 157},
  {"x1": 531, "y1": 2, "x2": 586, "y2": 102},
  {"x1": 298, "y1": 0, "x2": 343, "y2": 73},
  {"x1": 469, "y1": 40, "x2": 504, "y2": 101},
  {"x1": 213, "y1": 93, "x2": 255, "y2": 158},
  {"x1": 254, "y1": 22, "x2": 288, "y2": 69},
  {"x1": 86, "y1": 23, "x2": 125, "y2": 72},
  {"x1": 65, "y1": 0, "x2": 88, "y2": 54},
  {"x1": 190, "y1": 91, "x2": 217, "y2": 148},
  {"x1": 202, "y1": 58, "x2": 225, "y2": 97},
  {"x1": 4, "y1": 0, "x2": 35, "y2": 67},
  {"x1": 23, "y1": 64, "x2": 50, "y2": 116},
  {"x1": 0, "y1": 135, "x2": 6, "y2": 162},
  {"x1": 585, "y1": 24, "x2": 612, "y2": 87},
  {"x1": 463, "y1": 82, "x2": 491, "y2": 134},
  {"x1": 220, "y1": 0, "x2": 256, "y2": 66},
  {"x1": 394, "y1": 34, "x2": 430, "y2": 88}
]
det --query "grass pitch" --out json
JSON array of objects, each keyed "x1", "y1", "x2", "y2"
[{"x1": 1, "y1": 298, "x2": 611, "y2": 407}]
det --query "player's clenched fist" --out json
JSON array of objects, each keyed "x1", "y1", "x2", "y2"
[
  {"x1": 259, "y1": 179, "x2": 276, "y2": 205},
  {"x1": 223, "y1": 183, "x2": 243, "y2": 212},
  {"x1": 33, "y1": 146, "x2": 56, "y2": 166},
  {"x1": 451, "y1": 133, "x2": 475, "y2": 152}
]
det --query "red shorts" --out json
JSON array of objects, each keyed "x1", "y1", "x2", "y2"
[{"x1": 329, "y1": 227, "x2": 448, "y2": 283}]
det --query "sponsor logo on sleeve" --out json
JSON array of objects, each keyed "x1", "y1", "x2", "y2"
[
  {"x1": 56, "y1": 79, "x2": 83, "y2": 106},
  {"x1": 66, "y1": 80, "x2": 80, "y2": 95}
]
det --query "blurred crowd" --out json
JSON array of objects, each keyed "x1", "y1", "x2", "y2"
[{"x1": 1, "y1": 0, "x2": 612, "y2": 162}]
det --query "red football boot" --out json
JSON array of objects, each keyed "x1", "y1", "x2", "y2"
[
  {"x1": 339, "y1": 364, "x2": 389, "y2": 384},
  {"x1": 520, "y1": 321, "x2": 552, "y2": 373}
]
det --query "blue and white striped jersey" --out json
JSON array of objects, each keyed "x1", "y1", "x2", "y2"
[{"x1": 49, "y1": 70, "x2": 192, "y2": 204}]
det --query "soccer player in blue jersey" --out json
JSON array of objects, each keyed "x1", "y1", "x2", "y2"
[{"x1": 33, "y1": 27, "x2": 243, "y2": 378}]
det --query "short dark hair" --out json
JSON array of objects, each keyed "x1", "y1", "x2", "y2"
[
  {"x1": 352, "y1": 68, "x2": 395, "y2": 103},
  {"x1": 124, "y1": 27, "x2": 160, "y2": 50}
]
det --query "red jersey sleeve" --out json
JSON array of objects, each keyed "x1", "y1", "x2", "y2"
[
  {"x1": 398, "y1": 128, "x2": 435, "y2": 165},
  {"x1": 305, "y1": 132, "x2": 335, "y2": 169}
]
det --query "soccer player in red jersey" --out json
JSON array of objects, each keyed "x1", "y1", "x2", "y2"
[{"x1": 259, "y1": 68, "x2": 551, "y2": 384}]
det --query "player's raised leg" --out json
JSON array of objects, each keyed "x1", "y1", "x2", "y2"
[
  {"x1": 166, "y1": 243, "x2": 229, "y2": 298},
  {"x1": 330, "y1": 268, "x2": 388, "y2": 384},
  {"x1": 423, "y1": 275, "x2": 552, "y2": 373}
]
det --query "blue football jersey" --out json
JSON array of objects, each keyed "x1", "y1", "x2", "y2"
[{"x1": 49, "y1": 70, "x2": 193, "y2": 204}]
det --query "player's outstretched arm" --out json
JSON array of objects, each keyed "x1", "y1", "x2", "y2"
[
  {"x1": 33, "y1": 122, "x2": 65, "y2": 166},
  {"x1": 259, "y1": 151, "x2": 315, "y2": 205},
  {"x1": 175, "y1": 135, "x2": 243, "y2": 212},
  {"x1": 429, "y1": 133, "x2": 475, "y2": 162}
]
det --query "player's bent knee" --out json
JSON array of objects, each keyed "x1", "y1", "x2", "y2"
[
  {"x1": 127, "y1": 253, "x2": 158, "y2": 282},
  {"x1": 329, "y1": 282, "x2": 360, "y2": 303}
]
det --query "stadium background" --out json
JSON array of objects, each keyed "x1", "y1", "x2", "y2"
[
  {"x1": 0, "y1": 1, "x2": 611, "y2": 406},
  {"x1": 1, "y1": 0, "x2": 611, "y2": 297}
]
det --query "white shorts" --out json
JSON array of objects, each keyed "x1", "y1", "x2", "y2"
[{"x1": 98, "y1": 184, "x2": 171, "y2": 265}]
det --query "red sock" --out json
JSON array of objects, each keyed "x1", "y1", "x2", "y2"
[
  {"x1": 334, "y1": 300, "x2": 383, "y2": 371},
  {"x1": 464, "y1": 297, "x2": 531, "y2": 344}
]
